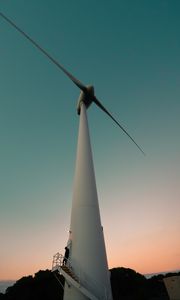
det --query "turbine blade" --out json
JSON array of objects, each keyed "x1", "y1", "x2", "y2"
[
  {"x1": 93, "y1": 97, "x2": 145, "y2": 155},
  {"x1": 0, "y1": 12, "x2": 87, "y2": 93}
]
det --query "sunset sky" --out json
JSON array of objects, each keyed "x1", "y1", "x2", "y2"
[{"x1": 0, "y1": 0, "x2": 180, "y2": 280}]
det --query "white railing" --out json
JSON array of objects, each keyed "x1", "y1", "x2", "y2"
[
  {"x1": 52, "y1": 252, "x2": 73, "y2": 273},
  {"x1": 52, "y1": 252, "x2": 111, "y2": 300}
]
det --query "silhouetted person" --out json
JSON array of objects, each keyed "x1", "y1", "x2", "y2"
[{"x1": 63, "y1": 247, "x2": 69, "y2": 265}]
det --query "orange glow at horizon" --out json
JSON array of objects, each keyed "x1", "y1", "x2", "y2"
[{"x1": 107, "y1": 224, "x2": 180, "y2": 275}]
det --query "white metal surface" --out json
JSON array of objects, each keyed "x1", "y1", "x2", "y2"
[{"x1": 63, "y1": 103, "x2": 113, "y2": 300}]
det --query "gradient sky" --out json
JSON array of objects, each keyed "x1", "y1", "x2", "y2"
[{"x1": 0, "y1": 0, "x2": 180, "y2": 280}]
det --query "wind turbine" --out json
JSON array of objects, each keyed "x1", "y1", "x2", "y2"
[{"x1": 1, "y1": 12, "x2": 145, "y2": 300}]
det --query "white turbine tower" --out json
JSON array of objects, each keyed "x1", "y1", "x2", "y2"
[{"x1": 1, "y1": 12, "x2": 145, "y2": 300}]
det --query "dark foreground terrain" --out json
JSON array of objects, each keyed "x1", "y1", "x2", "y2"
[{"x1": 0, "y1": 268, "x2": 179, "y2": 300}]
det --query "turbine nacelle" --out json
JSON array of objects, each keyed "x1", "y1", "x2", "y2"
[
  {"x1": 0, "y1": 11, "x2": 145, "y2": 155},
  {"x1": 77, "y1": 85, "x2": 94, "y2": 115}
]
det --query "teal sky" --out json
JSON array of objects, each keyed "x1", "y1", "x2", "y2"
[{"x1": 0, "y1": 0, "x2": 180, "y2": 279}]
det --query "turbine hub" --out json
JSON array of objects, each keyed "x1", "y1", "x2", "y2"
[{"x1": 77, "y1": 85, "x2": 94, "y2": 114}]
